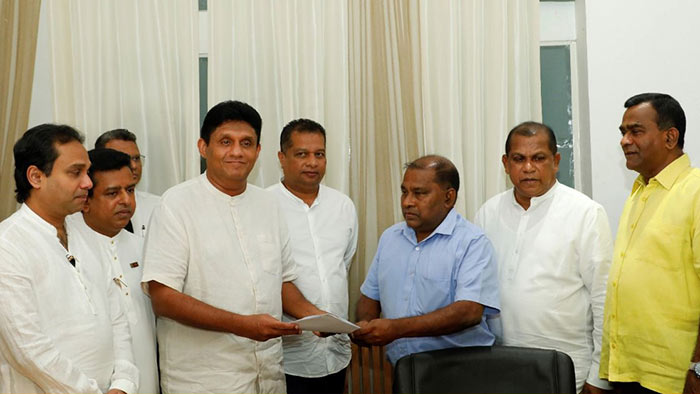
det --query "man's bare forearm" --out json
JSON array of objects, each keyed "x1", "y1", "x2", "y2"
[
  {"x1": 356, "y1": 294, "x2": 381, "y2": 322},
  {"x1": 148, "y1": 280, "x2": 300, "y2": 341},
  {"x1": 281, "y1": 281, "x2": 324, "y2": 319},
  {"x1": 391, "y1": 300, "x2": 484, "y2": 338}
]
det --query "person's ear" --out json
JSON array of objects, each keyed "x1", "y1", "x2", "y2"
[
  {"x1": 445, "y1": 187, "x2": 457, "y2": 207},
  {"x1": 197, "y1": 138, "x2": 208, "y2": 158},
  {"x1": 26, "y1": 165, "x2": 44, "y2": 189},
  {"x1": 665, "y1": 128, "x2": 679, "y2": 149}
]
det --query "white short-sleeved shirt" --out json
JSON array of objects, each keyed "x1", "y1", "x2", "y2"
[
  {"x1": 0, "y1": 204, "x2": 138, "y2": 394},
  {"x1": 142, "y1": 174, "x2": 297, "y2": 393},
  {"x1": 267, "y1": 182, "x2": 358, "y2": 378},
  {"x1": 474, "y1": 182, "x2": 613, "y2": 392},
  {"x1": 132, "y1": 190, "x2": 160, "y2": 237},
  {"x1": 68, "y1": 213, "x2": 158, "y2": 393}
]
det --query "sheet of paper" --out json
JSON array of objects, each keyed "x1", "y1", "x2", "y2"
[{"x1": 292, "y1": 313, "x2": 360, "y2": 334}]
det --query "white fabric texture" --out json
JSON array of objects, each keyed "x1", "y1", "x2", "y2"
[
  {"x1": 68, "y1": 214, "x2": 158, "y2": 394},
  {"x1": 141, "y1": 174, "x2": 296, "y2": 393},
  {"x1": 46, "y1": 0, "x2": 199, "y2": 195},
  {"x1": 474, "y1": 182, "x2": 612, "y2": 392},
  {"x1": 0, "y1": 204, "x2": 137, "y2": 394},
  {"x1": 267, "y1": 182, "x2": 358, "y2": 378},
  {"x1": 208, "y1": 1, "x2": 541, "y2": 318},
  {"x1": 208, "y1": 0, "x2": 350, "y2": 194},
  {"x1": 132, "y1": 190, "x2": 160, "y2": 238}
]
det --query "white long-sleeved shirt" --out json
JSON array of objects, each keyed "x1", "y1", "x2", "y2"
[
  {"x1": 68, "y1": 214, "x2": 158, "y2": 393},
  {"x1": 141, "y1": 174, "x2": 296, "y2": 393},
  {"x1": 474, "y1": 182, "x2": 612, "y2": 392},
  {"x1": 132, "y1": 190, "x2": 160, "y2": 238},
  {"x1": 267, "y1": 182, "x2": 358, "y2": 378},
  {"x1": 0, "y1": 204, "x2": 138, "y2": 393}
]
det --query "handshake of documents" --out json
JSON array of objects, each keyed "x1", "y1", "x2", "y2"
[{"x1": 291, "y1": 313, "x2": 360, "y2": 334}]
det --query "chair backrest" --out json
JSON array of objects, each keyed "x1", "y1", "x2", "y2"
[
  {"x1": 345, "y1": 344, "x2": 393, "y2": 394},
  {"x1": 392, "y1": 345, "x2": 576, "y2": 394}
]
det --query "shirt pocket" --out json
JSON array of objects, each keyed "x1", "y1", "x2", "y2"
[
  {"x1": 255, "y1": 235, "x2": 282, "y2": 276},
  {"x1": 639, "y1": 220, "x2": 689, "y2": 271},
  {"x1": 415, "y1": 256, "x2": 453, "y2": 313}
]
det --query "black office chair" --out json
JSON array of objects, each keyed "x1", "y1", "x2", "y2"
[{"x1": 392, "y1": 345, "x2": 576, "y2": 394}]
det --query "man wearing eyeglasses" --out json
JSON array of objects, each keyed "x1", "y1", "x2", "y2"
[{"x1": 96, "y1": 129, "x2": 160, "y2": 237}]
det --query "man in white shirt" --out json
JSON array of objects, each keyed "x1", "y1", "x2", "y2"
[
  {"x1": 0, "y1": 124, "x2": 138, "y2": 393},
  {"x1": 474, "y1": 121, "x2": 613, "y2": 394},
  {"x1": 68, "y1": 148, "x2": 159, "y2": 393},
  {"x1": 142, "y1": 100, "x2": 326, "y2": 393},
  {"x1": 96, "y1": 129, "x2": 160, "y2": 237},
  {"x1": 267, "y1": 119, "x2": 358, "y2": 394}
]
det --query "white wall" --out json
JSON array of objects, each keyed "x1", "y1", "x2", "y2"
[{"x1": 582, "y1": 0, "x2": 700, "y2": 234}]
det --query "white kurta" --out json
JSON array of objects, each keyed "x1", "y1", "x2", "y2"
[
  {"x1": 0, "y1": 204, "x2": 138, "y2": 393},
  {"x1": 68, "y1": 214, "x2": 159, "y2": 393},
  {"x1": 142, "y1": 174, "x2": 297, "y2": 393},
  {"x1": 132, "y1": 190, "x2": 160, "y2": 237},
  {"x1": 267, "y1": 183, "x2": 358, "y2": 378},
  {"x1": 474, "y1": 182, "x2": 612, "y2": 391}
]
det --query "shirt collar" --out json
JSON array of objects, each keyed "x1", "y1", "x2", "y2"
[
  {"x1": 277, "y1": 181, "x2": 322, "y2": 208},
  {"x1": 20, "y1": 203, "x2": 59, "y2": 237},
  {"x1": 632, "y1": 154, "x2": 690, "y2": 192},
  {"x1": 201, "y1": 172, "x2": 248, "y2": 203},
  {"x1": 509, "y1": 180, "x2": 559, "y2": 210},
  {"x1": 401, "y1": 208, "x2": 458, "y2": 244}
]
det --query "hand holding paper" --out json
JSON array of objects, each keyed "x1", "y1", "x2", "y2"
[{"x1": 291, "y1": 313, "x2": 360, "y2": 334}]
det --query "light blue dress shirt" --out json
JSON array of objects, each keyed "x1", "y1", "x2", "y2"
[{"x1": 360, "y1": 208, "x2": 500, "y2": 364}]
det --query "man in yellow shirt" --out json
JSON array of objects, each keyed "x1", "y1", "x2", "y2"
[{"x1": 600, "y1": 93, "x2": 700, "y2": 393}]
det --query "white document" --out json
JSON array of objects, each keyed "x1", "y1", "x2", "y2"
[{"x1": 292, "y1": 313, "x2": 360, "y2": 334}]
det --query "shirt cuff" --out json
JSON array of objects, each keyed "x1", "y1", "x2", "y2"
[
  {"x1": 587, "y1": 364, "x2": 612, "y2": 390},
  {"x1": 109, "y1": 378, "x2": 138, "y2": 394}
]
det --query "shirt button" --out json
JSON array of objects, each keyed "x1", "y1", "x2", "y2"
[
  {"x1": 611, "y1": 343, "x2": 617, "y2": 350},
  {"x1": 630, "y1": 223, "x2": 636, "y2": 230},
  {"x1": 113, "y1": 256, "x2": 118, "y2": 261},
  {"x1": 415, "y1": 246, "x2": 420, "y2": 251},
  {"x1": 612, "y1": 282, "x2": 617, "y2": 287},
  {"x1": 611, "y1": 314, "x2": 616, "y2": 319},
  {"x1": 620, "y1": 252, "x2": 625, "y2": 258}
]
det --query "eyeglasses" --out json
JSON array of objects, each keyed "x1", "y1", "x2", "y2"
[{"x1": 130, "y1": 155, "x2": 146, "y2": 165}]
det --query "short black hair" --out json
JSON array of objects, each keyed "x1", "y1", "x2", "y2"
[
  {"x1": 87, "y1": 149, "x2": 133, "y2": 197},
  {"x1": 13, "y1": 124, "x2": 84, "y2": 203},
  {"x1": 624, "y1": 93, "x2": 686, "y2": 149},
  {"x1": 280, "y1": 118, "x2": 326, "y2": 152},
  {"x1": 505, "y1": 121, "x2": 558, "y2": 155},
  {"x1": 405, "y1": 154, "x2": 460, "y2": 193},
  {"x1": 200, "y1": 100, "x2": 262, "y2": 144},
  {"x1": 95, "y1": 128, "x2": 137, "y2": 149}
]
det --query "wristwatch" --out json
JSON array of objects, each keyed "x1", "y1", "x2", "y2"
[{"x1": 690, "y1": 362, "x2": 700, "y2": 378}]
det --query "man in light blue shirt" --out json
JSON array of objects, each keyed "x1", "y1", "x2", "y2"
[{"x1": 353, "y1": 155, "x2": 500, "y2": 364}]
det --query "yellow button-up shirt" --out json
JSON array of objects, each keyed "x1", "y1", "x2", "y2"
[{"x1": 601, "y1": 154, "x2": 700, "y2": 393}]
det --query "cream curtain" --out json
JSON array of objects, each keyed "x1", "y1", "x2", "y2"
[
  {"x1": 347, "y1": 0, "x2": 541, "y2": 314},
  {"x1": 206, "y1": 0, "x2": 542, "y2": 317},
  {"x1": 208, "y1": 0, "x2": 351, "y2": 193},
  {"x1": 47, "y1": 0, "x2": 200, "y2": 195},
  {"x1": 0, "y1": 0, "x2": 41, "y2": 220}
]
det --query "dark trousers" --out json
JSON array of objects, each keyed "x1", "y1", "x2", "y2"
[
  {"x1": 612, "y1": 381, "x2": 659, "y2": 394},
  {"x1": 285, "y1": 368, "x2": 347, "y2": 394}
]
